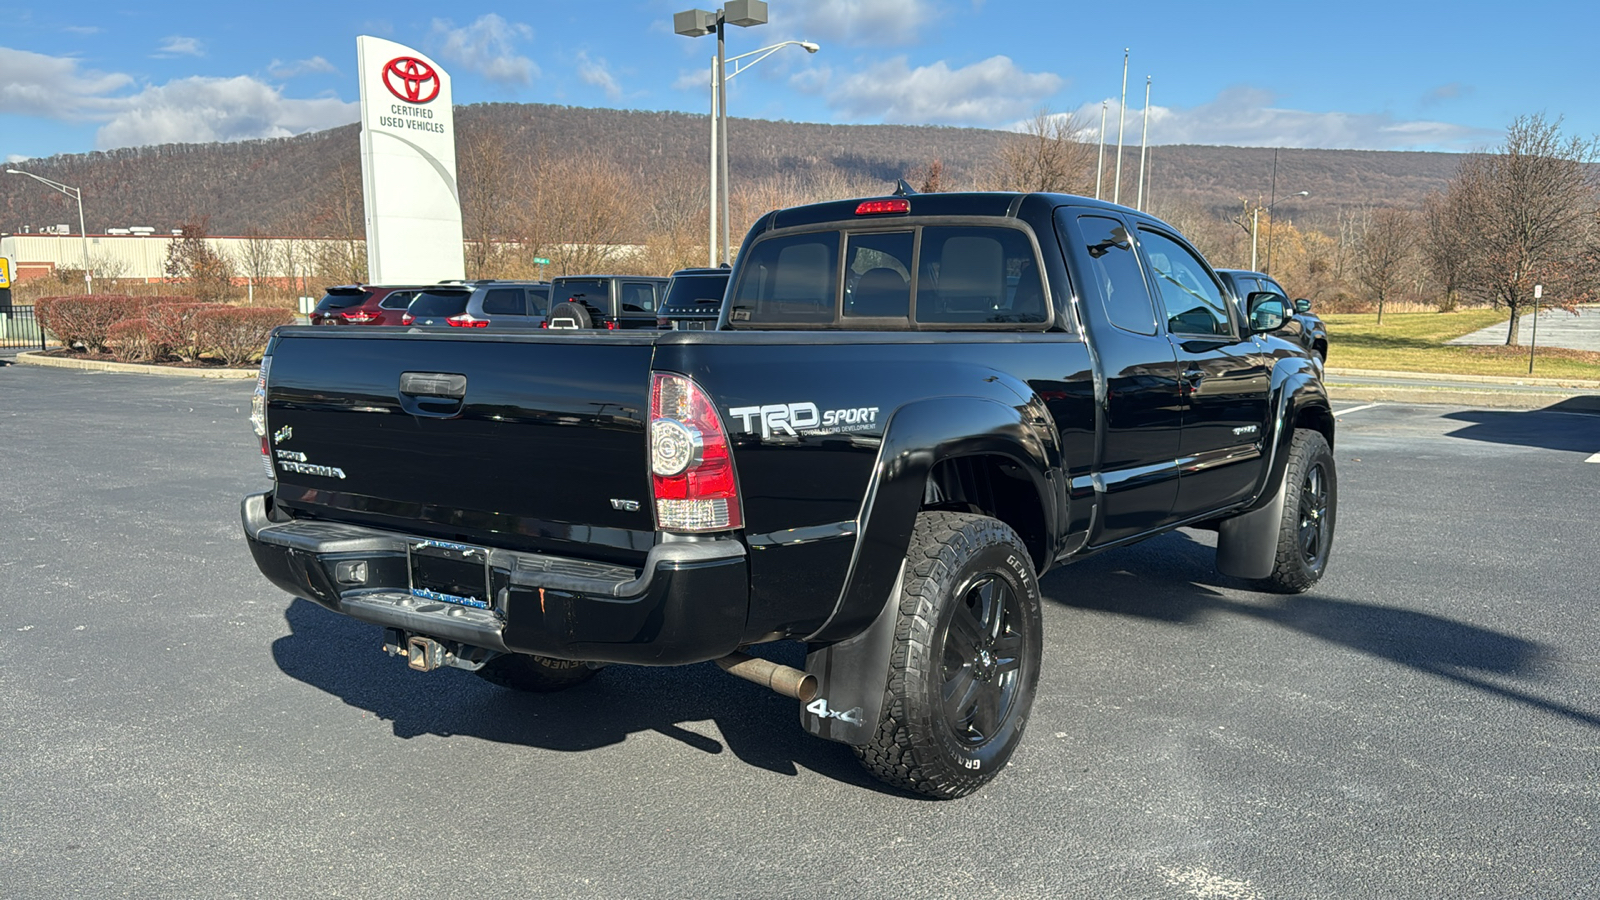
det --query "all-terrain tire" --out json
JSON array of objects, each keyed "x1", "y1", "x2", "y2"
[
  {"x1": 1257, "y1": 428, "x2": 1337, "y2": 593},
  {"x1": 475, "y1": 654, "x2": 596, "y2": 692},
  {"x1": 854, "y1": 512, "x2": 1043, "y2": 799}
]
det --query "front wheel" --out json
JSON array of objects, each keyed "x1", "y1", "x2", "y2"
[
  {"x1": 1258, "y1": 429, "x2": 1337, "y2": 593},
  {"x1": 855, "y1": 512, "x2": 1043, "y2": 799}
]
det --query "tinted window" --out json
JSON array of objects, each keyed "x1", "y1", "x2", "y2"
[
  {"x1": 844, "y1": 231, "x2": 912, "y2": 319},
  {"x1": 315, "y1": 290, "x2": 367, "y2": 311},
  {"x1": 481, "y1": 287, "x2": 524, "y2": 316},
  {"x1": 916, "y1": 226, "x2": 1046, "y2": 325},
  {"x1": 377, "y1": 290, "x2": 417, "y2": 310},
  {"x1": 526, "y1": 287, "x2": 549, "y2": 315},
  {"x1": 552, "y1": 280, "x2": 611, "y2": 315},
  {"x1": 1140, "y1": 230, "x2": 1232, "y2": 337},
  {"x1": 1077, "y1": 215, "x2": 1157, "y2": 335},
  {"x1": 407, "y1": 291, "x2": 471, "y2": 317},
  {"x1": 729, "y1": 232, "x2": 840, "y2": 325},
  {"x1": 620, "y1": 281, "x2": 657, "y2": 315},
  {"x1": 661, "y1": 274, "x2": 730, "y2": 313}
]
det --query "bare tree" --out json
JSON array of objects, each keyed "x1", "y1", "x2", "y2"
[
  {"x1": 1354, "y1": 208, "x2": 1418, "y2": 325},
  {"x1": 164, "y1": 218, "x2": 236, "y2": 303},
  {"x1": 236, "y1": 229, "x2": 277, "y2": 304},
  {"x1": 527, "y1": 154, "x2": 638, "y2": 276},
  {"x1": 993, "y1": 109, "x2": 1095, "y2": 194},
  {"x1": 1444, "y1": 114, "x2": 1600, "y2": 344}
]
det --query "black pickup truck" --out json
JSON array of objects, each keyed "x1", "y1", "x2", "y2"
[{"x1": 242, "y1": 191, "x2": 1336, "y2": 799}]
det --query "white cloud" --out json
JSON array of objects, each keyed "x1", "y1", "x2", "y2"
[
  {"x1": 823, "y1": 55, "x2": 1061, "y2": 126},
  {"x1": 430, "y1": 14, "x2": 537, "y2": 85},
  {"x1": 269, "y1": 56, "x2": 338, "y2": 79},
  {"x1": 94, "y1": 76, "x2": 357, "y2": 149},
  {"x1": 789, "y1": 0, "x2": 937, "y2": 46},
  {"x1": 576, "y1": 52, "x2": 622, "y2": 100},
  {"x1": 6, "y1": 153, "x2": 32, "y2": 163},
  {"x1": 0, "y1": 48, "x2": 356, "y2": 149},
  {"x1": 0, "y1": 47, "x2": 133, "y2": 118},
  {"x1": 155, "y1": 36, "x2": 204, "y2": 58},
  {"x1": 1074, "y1": 86, "x2": 1494, "y2": 151}
]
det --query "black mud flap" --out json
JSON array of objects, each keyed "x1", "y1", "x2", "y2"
[
  {"x1": 800, "y1": 562, "x2": 904, "y2": 746},
  {"x1": 1215, "y1": 472, "x2": 1288, "y2": 580}
]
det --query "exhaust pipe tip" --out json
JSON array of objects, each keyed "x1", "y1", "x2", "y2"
[{"x1": 715, "y1": 650, "x2": 818, "y2": 702}]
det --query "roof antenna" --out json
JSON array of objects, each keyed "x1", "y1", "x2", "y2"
[{"x1": 893, "y1": 178, "x2": 918, "y2": 197}]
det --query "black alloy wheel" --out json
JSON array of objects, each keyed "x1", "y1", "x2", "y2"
[
  {"x1": 1257, "y1": 428, "x2": 1337, "y2": 594},
  {"x1": 1298, "y1": 459, "x2": 1331, "y2": 570},
  {"x1": 941, "y1": 574, "x2": 1027, "y2": 747}
]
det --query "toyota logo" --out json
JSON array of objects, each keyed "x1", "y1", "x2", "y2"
[{"x1": 382, "y1": 56, "x2": 440, "y2": 104}]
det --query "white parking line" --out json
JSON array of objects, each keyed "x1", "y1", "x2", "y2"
[
  {"x1": 1586, "y1": 452, "x2": 1600, "y2": 464},
  {"x1": 1334, "y1": 403, "x2": 1382, "y2": 417}
]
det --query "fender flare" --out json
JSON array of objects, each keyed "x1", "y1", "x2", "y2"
[{"x1": 800, "y1": 394, "x2": 1057, "y2": 745}]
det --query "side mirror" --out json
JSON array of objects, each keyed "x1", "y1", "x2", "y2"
[
  {"x1": 1246, "y1": 291, "x2": 1288, "y2": 334},
  {"x1": 1294, "y1": 298, "x2": 1312, "y2": 314}
]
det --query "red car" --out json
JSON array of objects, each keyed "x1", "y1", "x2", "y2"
[{"x1": 308, "y1": 284, "x2": 431, "y2": 326}]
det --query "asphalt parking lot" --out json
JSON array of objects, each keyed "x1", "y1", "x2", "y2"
[{"x1": 2, "y1": 365, "x2": 1597, "y2": 899}]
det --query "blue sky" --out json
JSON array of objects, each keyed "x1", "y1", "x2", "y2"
[{"x1": 2, "y1": 0, "x2": 1596, "y2": 161}]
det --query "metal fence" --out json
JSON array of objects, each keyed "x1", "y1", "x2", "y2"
[{"x1": 0, "y1": 305, "x2": 47, "y2": 351}]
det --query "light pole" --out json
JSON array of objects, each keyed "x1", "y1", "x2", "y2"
[
  {"x1": 676, "y1": 1, "x2": 782, "y2": 266},
  {"x1": 1261, "y1": 190, "x2": 1309, "y2": 274},
  {"x1": 8, "y1": 168, "x2": 92, "y2": 293}
]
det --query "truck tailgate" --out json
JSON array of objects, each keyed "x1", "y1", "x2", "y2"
[{"x1": 265, "y1": 329, "x2": 658, "y2": 564}]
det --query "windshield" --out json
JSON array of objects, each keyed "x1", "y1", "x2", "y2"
[
  {"x1": 407, "y1": 291, "x2": 471, "y2": 317},
  {"x1": 314, "y1": 289, "x2": 368, "y2": 312},
  {"x1": 660, "y1": 274, "x2": 730, "y2": 313}
]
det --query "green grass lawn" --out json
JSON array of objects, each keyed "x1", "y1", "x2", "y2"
[{"x1": 1321, "y1": 310, "x2": 1600, "y2": 380}]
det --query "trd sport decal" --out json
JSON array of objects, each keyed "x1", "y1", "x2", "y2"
[{"x1": 728, "y1": 402, "x2": 880, "y2": 439}]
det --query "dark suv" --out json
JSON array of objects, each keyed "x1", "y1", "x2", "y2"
[
  {"x1": 402, "y1": 281, "x2": 553, "y2": 329},
  {"x1": 656, "y1": 267, "x2": 731, "y2": 330},
  {"x1": 309, "y1": 285, "x2": 428, "y2": 326},
  {"x1": 544, "y1": 275, "x2": 669, "y2": 330},
  {"x1": 1216, "y1": 269, "x2": 1328, "y2": 361}
]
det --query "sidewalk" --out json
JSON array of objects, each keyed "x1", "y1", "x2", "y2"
[{"x1": 1447, "y1": 305, "x2": 1600, "y2": 351}]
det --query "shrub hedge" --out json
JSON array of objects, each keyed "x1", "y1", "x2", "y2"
[{"x1": 34, "y1": 294, "x2": 292, "y2": 365}]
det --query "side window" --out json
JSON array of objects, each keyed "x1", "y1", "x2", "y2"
[
  {"x1": 527, "y1": 287, "x2": 549, "y2": 316},
  {"x1": 1139, "y1": 229, "x2": 1232, "y2": 337},
  {"x1": 481, "y1": 288, "x2": 524, "y2": 316},
  {"x1": 728, "y1": 232, "x2": 840, "y2": 325},
  {"x1": 620, "y1": 282, "x2": 656, "y2": 314},
  {"x1": 916, "y1": 226, "x2": 1046, "y2": 325},
  {"x1": 378, "y1": 291, "x2": 416, "y2": 310},
  {"x1": 1075, "y1": 215, "x2": 1157, "y2": 335},
  {"x1": 843, "y1": 231, "x2": 913, "y2": 319}
]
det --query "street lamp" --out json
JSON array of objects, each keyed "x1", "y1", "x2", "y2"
[
  {"x1": 699, "y1": 39, "x2": 818, "y2": 266},
  {"x1": 1250, "y1": 190, "x2": 1309, "y2": 273},
  {"x1": 675, "y1": 1, "x2": 782, "y2": 266},
  {"x1": 7, "y1": 168, "x2": 92, "y2": 293}
]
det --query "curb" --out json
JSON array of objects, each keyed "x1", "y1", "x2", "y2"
[
  {"x1": 1326, "y1": 383, "x2": 1598, "y2": 411},
  {"x1": 14, "y1": 351, "x2": 257, "y2": 379},
  {"x1": 1325, "y1": 367, "x2": 1600, "y2": 390}
]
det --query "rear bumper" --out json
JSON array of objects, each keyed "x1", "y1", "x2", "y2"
[{"x1": 241, "y1": 492, "x2": 749, "y2": 665}]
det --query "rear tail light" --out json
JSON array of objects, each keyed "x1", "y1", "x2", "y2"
[
  {"x1": 605, "y1": 320, "x2": 618, "y2": 330},
  {"x1": 339, "y1": 309, "x2": 379, "y2": 323},
  {"x1": 446, "y1": 313, "x2": 489, "y2": 328},
  {"x1": 539, "y1": 321, "x2": 549, "y2": 328},
  {"x1": 251, "y1": 356, "x2": 274, "y2": 480},
  {"x1": 649, "y1": 371, "x2": 741, "y2": 532},
  {"x1": 401, "y1": 312, "x2": 415, "y2": 325}
]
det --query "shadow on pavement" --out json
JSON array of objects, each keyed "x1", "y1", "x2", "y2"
[
  {"x1": 1042, "y1": 530, "x2": 1599, "y2": 728},
  {"x1": 271, "y1": 598, "x2": 910, "y2": 797},
  {"x1": 1441, "y1": 404, "x2": 1600, "y2": 454}
]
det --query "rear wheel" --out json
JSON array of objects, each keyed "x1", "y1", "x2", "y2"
[
  {"x1": 1258, "y1": 429, "x2": 1337, "y2": 593},
  {"x1": 476, "y1": 654, "x2": 596, "y2": 692},
  {"x1": 855, "y1": 512, "x2": 1043, "y2": 799}
]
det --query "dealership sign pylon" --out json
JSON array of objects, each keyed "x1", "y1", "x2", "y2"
[{"x1": 356, "y1": 36, "x2": 465, "y2": 283}]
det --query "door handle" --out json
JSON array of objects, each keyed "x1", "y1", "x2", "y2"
[{"x1": 399, "y1": 372, "x2": 466, "y2": 418}]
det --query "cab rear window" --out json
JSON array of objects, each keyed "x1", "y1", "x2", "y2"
[{"x1": 728, "y1": 224, "x2": 1049, "y2": 329}]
